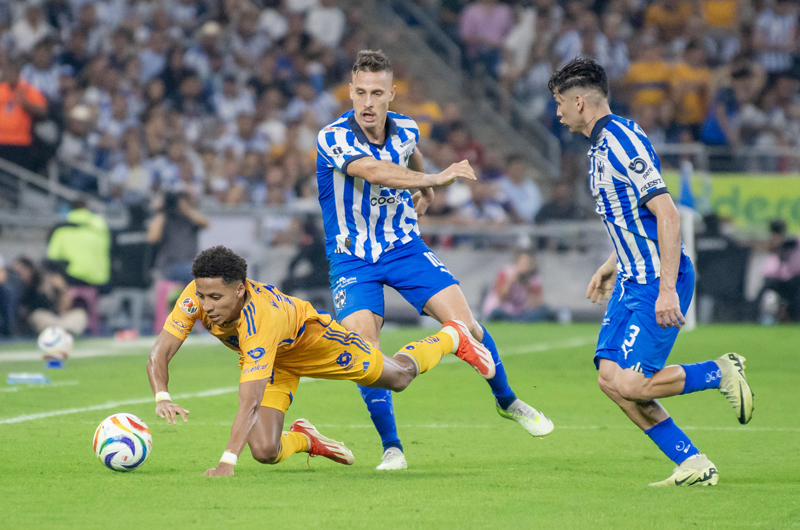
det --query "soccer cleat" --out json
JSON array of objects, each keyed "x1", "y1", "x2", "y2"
[
  {"x1": 649, "y1": 454, "x2": 719, "y2": 487},
  {"x1": 375, "y1": 447, "x2": 407, "y2": 470},
  {"x1": 289, "y1": 419, "x2": 354, "y2": 465},
  {"x1": 496, "y1": 399, "x2": 554, "y2": 437},
  {"x1": 442, "y1": 320, "x2": 495, "y2": 379},
  {"x1": 715, "y1": 353, "x2": 754, "y2": 425}
]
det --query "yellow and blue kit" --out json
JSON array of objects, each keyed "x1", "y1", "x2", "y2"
[{"x1": 163, "y1": 279, "x2": 385, "y2": 413}]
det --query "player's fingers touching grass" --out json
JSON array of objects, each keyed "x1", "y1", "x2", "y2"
[
  {"x1": 156, "y1": 402, "x2": 190, "y2": 424},
  {"x1": 204, "y1": 463, "x2": 235, "y2": 477}
]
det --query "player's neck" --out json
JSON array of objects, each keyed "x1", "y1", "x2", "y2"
[
  {"x1": 228, "y1": 291, "x2": 250, "y2": 324},
  {"x1": 356, "y1": 115, "x2": 387, "y2": 145},
  {"x1": 581, "y1": 106, "x2": 612, "y2": 138}
]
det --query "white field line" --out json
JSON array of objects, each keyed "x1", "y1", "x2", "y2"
[
  {"x1": 0, "y1": 336, "x2": 597, "y2": 425},
  {"x1": 0, "y1": 380, "x2": 80, "y2": 392},
  {"x1": 300, "y1": 423, "x2": 800, "y2": 434}
]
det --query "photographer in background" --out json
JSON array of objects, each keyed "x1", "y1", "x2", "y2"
[
  {"x1": 759, "y1": 219, "x2": 800, "y2": 323},
  {"x1": 482, "y1": 250, "x2": 553, "y2": 323},
  {"x1": 147, "y1": 192, "x2": 209, "y2": 284}
]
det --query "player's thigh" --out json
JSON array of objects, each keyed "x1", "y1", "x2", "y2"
[
  {"x1": 340, "y1": 309, "x2": 383, "y2": 348},
  {"x1": 247, "y1": 406, "x2": 286, "y2": 462},
  {"x1": 330, "y1": 260, "x2": 385, "y2": 323},
  {"x1": 622, "y1": 308, "x2": 680, "y2": 377}
]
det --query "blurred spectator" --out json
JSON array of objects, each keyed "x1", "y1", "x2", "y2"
[
  {"x1": 47, "y1": 200, "x2": 111, "y2": 288},
  {"x1": 0, "y1": 58, "x2": 47, "y2": 171},
  {"x1": 498, "y1": 154, "x2": 542, "y2": 224},
  {"x1": 0, "y1": 254, "x2": 13, "y2": 336},
  {"x1": 307, "y1": 0, "x2": 346, "y2": 49},
  {"x1": 449, "y1": 121, "x2": 484, "y2": 167},
  {"x1": 401, "y1": 79, "x2": 442, "y2": 139},
  {"x1": 231, "y1": 8, "x2": 270, "y2": 68},
  {"x1": 430, "y1": 102, "x2": 462, "y2": 144},
  {"x1": 12, "y1": 257, "x2": 87, "y2": 336},
  {"x1": 621, "y1": 41, "x2": 671, "y2": 121},
  {"x1": 644, "y1": 0, "x2": 694, "y2": 44},
  {"x1": 10, "y1": 0, "x2": 53, "y2": 54},
  {"x1": 21, "y1": 38, "x2": 61, "y2": 102},
  {"x1": 535, "y1": 180, "x2": 588, "y2": 250},
  {"x1": 110, "y1": 134, "x2": 153, "y2": 201},
  {"x1": 57, "y1": 105, "x2": 99, "y2": 191},
  {"x1": 184, "y1": 21, "x2": 222, "y2": 82},
  {"x1": 669, "y1": 40, "x2": 712, "y2": 141},
  {"x1": 58, "y1": 29, "x2": 90, "y2": 78},
  {"x1": 759, "y1": 219, "x2": 800, "y2": 323},
  {"x1": 459, "y1": 0, "x2": 513, "y2": 78},
  {"x1": 281, "y1": 216, "x2": 330, "y2": 294},
  {"x1": 458, "y1": 179, "x2": 508, "y2": 226},
  {"x1": 214, "y1": 73, "x2": 257, "y2": 125},
  {"x1": 754, "y1": 0, "x2": 797, "y2": 82},
  {"x1": 147, "y1": 192, "x2": 209, "y2": 283},
  {"x1": 482, "y1": 250, "x2": 552, "y2": 322}
]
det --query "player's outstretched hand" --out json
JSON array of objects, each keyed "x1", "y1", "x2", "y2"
[
  {"x1": 587, "y1": 265, "x2": 616, "y2": 304},
  {"x1": 204, "y1": 463, "x2": 235, "y2": 477},
  {"x1": 434, "y1": 160, "x2": 476, "y2": 187},
  {"x1": 655, "y1": 290, "x2": 685, "y2": 329},
  {"x1": 155, "y1": 400, "x2": 190, "y2": 424}
]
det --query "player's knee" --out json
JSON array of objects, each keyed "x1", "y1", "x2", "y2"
[
  {"x1": 616, "y1": 380, "x2": 647, "y2": 401},
  {"x1": 251, "y1": 444, "x2": 280, "y2": 465}
]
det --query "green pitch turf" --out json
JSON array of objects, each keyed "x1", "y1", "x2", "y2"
[{"x1": 1, "y1": 324, "x2": 798, "y2": 529}]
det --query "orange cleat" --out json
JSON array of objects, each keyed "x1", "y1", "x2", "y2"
[
  {"x1": 290, "y1": 419, "x2": 354, "y2": 465},
  {"x1": 442, "y1": 319, "x2": 496, "y2": 379}
]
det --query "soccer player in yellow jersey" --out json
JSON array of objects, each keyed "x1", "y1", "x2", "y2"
[{"x1": 146, "y1": 246, "x2": 494, "y2": 476}]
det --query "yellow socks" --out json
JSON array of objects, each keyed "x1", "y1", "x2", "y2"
[
  {"x1": 393, "y1": 330, "x2": 457, "y2": 375},
  {"x1": 273, "y1": 431, "x2": 310, "y2": 463}
]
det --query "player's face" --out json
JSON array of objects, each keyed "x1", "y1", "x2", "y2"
[
  {"x1": 195, "y1": 277, "x2": 246, "y2": 324},
  {"x1": 553, "y1": 90, "x2": 583, "y2": 133},
  {"x1": 350, "y1": 70, "x2": 395, "y2": 127}
]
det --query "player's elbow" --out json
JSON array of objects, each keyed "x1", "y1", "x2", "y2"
[{"x1": 348, "y1": 158, "x2": 382, "y2": 185}]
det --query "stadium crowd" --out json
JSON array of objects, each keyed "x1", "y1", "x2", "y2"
[{"x1": 409, "y1": 0, "x2": 800, "y2": 165}]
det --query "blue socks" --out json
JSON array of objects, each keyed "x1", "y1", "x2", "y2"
[
  {"x1": 481, "y1": 326, "x2": 517, "y2": 410},
  {"x1": 358, "y1": 385, "x2": 402, "y2": 453},
  {"x1": 681, "y1": 360, "x2": 721, "y2": 395},
  {"x1": 645, "y1": 417, "x2": 700, "y2": 465}
]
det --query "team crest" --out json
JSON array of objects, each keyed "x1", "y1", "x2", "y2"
[
  {"x1": 334, "y1": 289, "x2": 346, "y2": 310},
  {"x1": 181, "y1": 297, "x2": 198, "y2": 315}
]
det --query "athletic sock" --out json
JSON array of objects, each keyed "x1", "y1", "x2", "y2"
[
  {"x1": 358, "y1": 386, "x2": 403, "y2": 453},
  {"x1": 680, "y1": 360, "x2": 722, "y2": 394},
  {"x1": 480, "y1": 325, "x2": 517, "y2": 410},
  {"x1": 644, "y1": 417, "x2": 700, "y2": 465},
  {"x1": 273, "y1": 431, "x2": 310, "y2": 463},
  {"x1": 393, "y1": 331, "x2": 454, "y2": 375}
]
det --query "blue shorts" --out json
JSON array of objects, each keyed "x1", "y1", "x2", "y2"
[
  {"x1": 594, "y1": 257, "x2": 695, "y2": 377},
  {"x1": 329, "y1": 238, "x2": 460, "y2": 321}
]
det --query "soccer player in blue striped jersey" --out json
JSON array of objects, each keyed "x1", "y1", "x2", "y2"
[
  {"x1": 316, "y1": 50, "x2": 554, "y2": 470},
  {"x1": 549, "y1": 58, "x2": 754, "y2": 486}
]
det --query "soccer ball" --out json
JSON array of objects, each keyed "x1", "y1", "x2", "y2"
[
  {"x1": 93, "y1": 413, "x2": 153, "y2": 471},
  {"x1": 37, "y1": 326, "x2": 73, "y2": 359}
]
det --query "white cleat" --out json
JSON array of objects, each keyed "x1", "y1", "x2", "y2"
[
  {"x1": 496, "y1": 399, "x2": 554, "y2": 437},
  {"x1": 375, "y1": 447, "x2": 407, "y2": 470},
  {"x1": 715, "y1": 353, "x2": 754, "y2": 425},
  {"x1": 649, "y1": 454, "x2": 719, "y2": 487}
]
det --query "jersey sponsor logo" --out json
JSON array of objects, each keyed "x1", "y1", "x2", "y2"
[
  {"x1": 243, "y1": 363, "x2": 270, "y2": 374},
  {"x1": 628, "y1": 157, "x2": 648, "y2": 174},
  {"x1": 640, "y1": 178, "x2": 663, "y2": 194},
  {"x1": 400, "y1": 138, "x2": 414, "y2": 148},
  {"x1": 334, "y1": 289, "x2": 347, "y2": 310},
  {"x1": 370, "y1": 196, "x2": 399, "y2": 206},
  {"x1": 181, "y1": 297, "x2": 198, "y2": 315},
  {"x1": 247, "y1": 347, "x2": 266, "y2": 361},
  {"x1": 171, "y1": 318, "x2": 188, "y2": 329}
]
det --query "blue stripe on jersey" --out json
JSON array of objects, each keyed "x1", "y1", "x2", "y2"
[
  {"x1": 323, "y1": 331, "x2": 371, "y2": 355},
  {"x1": 243, "y1": 305, "x2": 254, "y2": 336},
  {"x1": 279, "y1": 322, "x2": 306, "y2": 345},
  {"x1": 600, "y1": 188, "x2": 639, "y2": 279},
  {"x1": 613, "y1": 179, "x2": 656, "y2": 279},
  {"x1": 323, "y1": 328, "x2": 371, "y2": 352}
]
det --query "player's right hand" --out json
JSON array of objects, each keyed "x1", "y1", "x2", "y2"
[
  {"x1": 434, "y1": 160, "x2": 476, "y2": 187},
  {"x1": 155, "y1": 400, "x2": 190, "y2": 424},
  {"x1": 586, "y1": 266, "x2": 616, "y2": 304}
]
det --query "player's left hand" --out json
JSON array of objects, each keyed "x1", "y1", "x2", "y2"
[
  {"x1": 655, "y1": 290, "x2": 685, "y2": 329},
  {"x1": 204, "y1": 463, "x2": 235, "y2": 477},
  {"x1": 412, "y1": 187, "x2": 435, "y2": 216}
]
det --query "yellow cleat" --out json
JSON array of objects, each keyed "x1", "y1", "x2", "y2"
[{"x1": 649, "y1": 454, "x2": 719, "y2": 487}]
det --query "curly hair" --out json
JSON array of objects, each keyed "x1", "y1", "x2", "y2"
[
  {"x1": 352, "y1": 49, "x2": 392, "y2": 76},
  {"x1": 191, "y1": 246, "x2": 247, "y2": 285},
  {"x1": 548, "y1": 57, "x2": 608, "y2": 97}
]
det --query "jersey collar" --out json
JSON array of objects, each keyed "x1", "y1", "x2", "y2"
[
  {"x1": 347, "y1": 113, "x2": 398, "y2": 148},
  {"x1": 589, "y1": 114, "x2": 613, "y2": 146}
]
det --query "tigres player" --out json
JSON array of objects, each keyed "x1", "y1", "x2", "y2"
[{"x1": 146, "y1": 246, "x2": 494, "y2": 476}]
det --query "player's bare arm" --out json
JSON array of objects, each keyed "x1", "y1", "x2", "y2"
[
  {"x1": 347, "y1": 156, "x2": 475, "y2": 190},
  {"x1": 587, "y1": 251, "x2": 617, "y2": 304},
  {"x1": 204, "y1": 378, "x2": 269, "y2": 477},
  {"x1": 407, "y1": 148, "x2": 435, "y2": 216},
  {"x1": 646, "y1": 193, "x2": 685, "y2": 329},
  {"x1": 146, "y1": 330, "x2": 191, "y2": 425}
]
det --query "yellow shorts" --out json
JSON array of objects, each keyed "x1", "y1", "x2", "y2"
[{"x1": 260, "y1": 320, "x2": 384, "y2": 413}]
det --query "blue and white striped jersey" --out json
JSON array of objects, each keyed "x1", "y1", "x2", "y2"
[
  {"x1": 316, "y1": 110, "x2": 421, "y2": 263},
  {"x1": 588, "y1": 114, "x2": 672, "y2": 284}
]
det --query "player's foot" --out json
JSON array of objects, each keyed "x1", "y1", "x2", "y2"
[
  {"x1": 290, "y1": 419, "x2": 354, "y2": 465},
  {"x1": 649, "y1": 454, "x2": 719, "y2": 487},
  {"x1": 715, "y1": 353, "x2": 754, "y2": 425},
  {"x1": 441, "y1": 320, "x2": 495, "y2": 379},
  {"x1": 375, "y1": 447, "x2": 407, "y2": 470},
  {"x1": 496, "y1": 399, "x2": 554, "y2": 437}
]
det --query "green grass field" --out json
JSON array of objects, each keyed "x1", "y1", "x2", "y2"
[{"x1": 1, "y1": 323, "x2": 798, "y2": 529}]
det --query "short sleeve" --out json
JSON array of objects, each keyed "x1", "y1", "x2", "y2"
[
  {"x1": 317, "y1": 126, "x2": 371, "y2": 175},
  {"x1": 162, "y1": 282, "x2": 199, "y2": 340},
  {"x1": 626, "y1": 155, "x2": 668, "y2": 207}
]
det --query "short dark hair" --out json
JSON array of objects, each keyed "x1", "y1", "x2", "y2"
[
  {"x1": 191, "y1": 246, "x2": 247, "y2": 285},
  {"x1": 352, "y1": 50, "x2": 392, "y2": 76},
  {"x1": 769, "y1": 219, "x2": 787, "y2": 236},
  {"x1": 548, "y1": 57, "x2": 608, "y2": 97}
]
